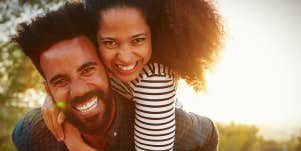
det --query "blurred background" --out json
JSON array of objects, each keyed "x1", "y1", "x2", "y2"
[{"x1": 0, "y1": 0, "x2": 301, "y2": 150}]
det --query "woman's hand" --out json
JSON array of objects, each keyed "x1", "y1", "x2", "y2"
[
  {"x1": 41, "y1": 94, "x2": 65, "y2": 141},
  {"x1": 63, "y1": 122, "x2": 97, "y2": 151}
]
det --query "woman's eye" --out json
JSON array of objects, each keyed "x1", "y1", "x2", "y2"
[
  {"x1": 132, "y1": 38, "x2": 146, "y2": 45},
  {"x1": 81, "y1": 66, "x2": 95, "y2": 76},
  {"x1": 103, "y1": 40, "x2": 118, "y2": 49}
]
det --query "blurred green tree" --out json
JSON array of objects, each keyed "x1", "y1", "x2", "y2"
[
  {"x1": 217, "y1": 122, "x2": 259, "y2": 151},
  {"x1": 0, "y1": 0, "x2": 63, "y2": 150},
  {"x1": 257, "y1": 138, "x2": 282, "y2": 151},
  {"x1": 295, "y1": 130, "x2": 301, "y2": 151}
]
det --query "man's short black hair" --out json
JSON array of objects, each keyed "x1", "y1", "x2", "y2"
[{"x1": 14, "y1": 2, "x2": 97, "y2": 76}]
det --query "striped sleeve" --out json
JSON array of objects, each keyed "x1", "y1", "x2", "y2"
[
  {"x1": 110, "y1": 62, "x2": 177, "y2": 151},
  {"x1": 133, "y1": 63, "x2": 177, "y2": 151}
]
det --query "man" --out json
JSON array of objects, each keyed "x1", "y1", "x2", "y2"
[{"x1": 12, "y1": 2, "x2": 218, "y2": 151}]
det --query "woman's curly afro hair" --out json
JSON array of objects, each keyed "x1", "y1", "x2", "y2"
[{"x1": 151, "y1": 0, "x2": 225, "y2": 91}]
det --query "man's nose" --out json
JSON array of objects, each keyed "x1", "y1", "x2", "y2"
[
  {"x1": 117, "y1": 45, "x2": 134, "y2": 64},
  {"x1": 70, "y1": 79, "x2": 90, "y2": 99}
]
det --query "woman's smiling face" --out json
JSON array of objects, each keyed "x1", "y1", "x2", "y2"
[{"x1": 97, "y1": 7, "x2": 152, "y2": 82}]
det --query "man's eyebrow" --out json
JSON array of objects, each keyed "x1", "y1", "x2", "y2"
[
  {"x1": 132, "y1": 33, "x2": 147, "y2": 38},
  {"x1": 49, "y1": 74, "x2": 66, "y2": 84},
  {"x1": 77, "y1": 61, "x2": 97, "y2": 72}
]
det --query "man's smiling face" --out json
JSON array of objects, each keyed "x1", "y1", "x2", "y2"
[{"x1": 40, "y1": 35, "x2": 113, "y2": 134}]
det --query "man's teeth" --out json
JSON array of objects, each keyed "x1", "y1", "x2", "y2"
[
  {"x1": 76, "y1": 97, "x2": 98, "y2": 113},
  {"x1": 117, "y1": 63, "x2": 136, "y2": 71}
]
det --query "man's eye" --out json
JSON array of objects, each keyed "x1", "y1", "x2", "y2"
[
  {"x1": 81, "y1": 66, "x2": 96, "y2": 76},
  {"x1": 102, "y1": 40, "x2": 118, "y2": 49},
  {"x1": 132, "y1": 38, "x2": 146, "y2": 46},
  {"x1": 53, "y1": 79, "x2": 68, "y2": 87}
]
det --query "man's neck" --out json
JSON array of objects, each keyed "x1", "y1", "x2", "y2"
[
  {"x1": 81, "y1": 96, "x2": 116, "y2": 150},
  {"x1": 82, "y1": 133, "x2": 107, "y2": 151}
]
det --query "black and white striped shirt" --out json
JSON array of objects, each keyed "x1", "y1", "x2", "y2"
[{"x1": 111, "y1": 62, "x2": 176, "y2": 151}]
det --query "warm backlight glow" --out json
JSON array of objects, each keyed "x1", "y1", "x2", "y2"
[{"x1": 178, "y1": 0, "x2": 301, "y2": 139}]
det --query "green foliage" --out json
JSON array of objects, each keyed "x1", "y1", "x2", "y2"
[
  {"x1": 0, "y1": 40, "x2": 44, "y2": 151},
  {"x1": 0, "y1": 0, "x2": 64, "y2": 150},
  {"x1": 0, "y1": 0, "x2": 64, "y2": 42},
  {"x1": 0, "y1": 106, "x2": 29, "y2": 151},
  {"x1": 216, "y1": 122, "x2": 301, "y2": 151},
  {"x1": 217, "y1": 122, "x2": 258, "y2": 151},
  {"x1": 18, "y1": 0, "x2": 65, "y2": 6},
  {"x1": 295, "y1": 130, "x2": 301, "y2": 151},
  {"x1": 0, "y1": 42, "x2": 43, "y2": 98}
]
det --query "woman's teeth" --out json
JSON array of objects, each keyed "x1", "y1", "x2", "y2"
[
  {"x1": 75, "y1": 96, "x2": 98, "y2": 113},
  {"x1": 117, "y1": 63, "x2": 136, "y2": 71}
]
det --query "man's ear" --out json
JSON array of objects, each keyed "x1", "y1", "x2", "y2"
[{"x1": 42, "y1": 80, "x2": 51, "y2": 95}]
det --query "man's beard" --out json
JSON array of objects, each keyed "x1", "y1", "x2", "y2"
[{"x1": 63, "y1": 89, "x2": 113, "y2": 135}]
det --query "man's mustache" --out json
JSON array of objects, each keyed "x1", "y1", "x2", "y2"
[{"x1": 70, "y1": 89, "x2": 105, "y2": 104}]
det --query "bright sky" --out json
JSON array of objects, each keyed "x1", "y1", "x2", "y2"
[{"x1": 179, "y1": 0, "x2": 301, "y2": 138}]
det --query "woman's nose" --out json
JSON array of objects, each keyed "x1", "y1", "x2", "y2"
[{"x1": 116, "y1": 45, "x2": 134, "y2": 64}]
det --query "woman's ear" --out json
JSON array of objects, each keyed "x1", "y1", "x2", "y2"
[{"x1": 42, "y1": 80, "x2": 51, "y2": 95}]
